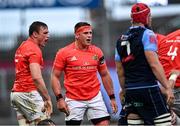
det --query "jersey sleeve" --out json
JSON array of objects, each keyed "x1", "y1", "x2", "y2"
[
  {"x1": 115, "y1": 48, "x2": 121, "y2": 61},
  {"x1": 115, "y1": 40, "x2": 121, "y2": 61},
  {"x1": 53, "y1": 48, "x2": 66, "y2": 71},
  {"x1": 96, "y1": 47, "x2": 107, "y2": 71},
  {"x1": 142, "y1": 29, "x2": 157, "y2": 52},
  {"x1": 28, "y1": 48, "x2": 42, "y2": 65}
]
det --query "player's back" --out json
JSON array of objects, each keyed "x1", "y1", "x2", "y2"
[
  {"x1": 158, "y1": 30, "x2": 180, "y2": 77},
  {"x1": 158, "y1": 30, "x2": 180, "y2": 86},
  {"x1": 116, "y1": 27, "x2": 157, "y2": 89}
]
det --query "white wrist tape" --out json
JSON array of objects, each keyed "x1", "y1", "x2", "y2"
[{"x1": 169, "y1": 74, "x2": 178, "y2": 81}]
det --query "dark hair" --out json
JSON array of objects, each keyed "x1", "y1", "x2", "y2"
[
  {"x1": 29, "y1": 21, "x2": 48, "y2": 36},
  {"x1": 74, "y1": 22, "x2": 91, "y2": 33}
]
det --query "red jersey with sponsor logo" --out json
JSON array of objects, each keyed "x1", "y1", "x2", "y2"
[
  {"x1": 12, "y1": 38, "x2": 43, "y2": 92},
  {"x1": 158, "y1": 30, "x2": 180, "y2": 87},
  {"x1": 53, "y1": 42, "x2": 107, "y2": 100}
]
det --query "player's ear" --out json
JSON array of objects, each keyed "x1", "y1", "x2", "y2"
[
  {"x1": 75, "y1": 33, "x2": 79, "y2": 39},
  {"x1": 32, "y1": 31, "x2": 39, "y2": 38}
]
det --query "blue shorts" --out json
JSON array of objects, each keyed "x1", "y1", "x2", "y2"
[{"x1": 125, "y1": 86, "x2": 170, "y2": 125}]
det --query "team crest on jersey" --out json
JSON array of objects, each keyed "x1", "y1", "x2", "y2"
[
  {"x1": 149, "y1": 35, "x2": 157, "y2": 44},
  {"x1": 92, "y1": 55, "x2": 98, "y2": 60}
]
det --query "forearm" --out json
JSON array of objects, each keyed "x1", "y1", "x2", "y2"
[
  {"x1": 33, "y1": 77, "x2": 51, "y2": 101},
  {"x1": 117, "y1": 70, "x2": 125, "y2": 90},
  {"x1": 50, "y1": 69, "x2": 64, "y2": 99},
  {"x1": 115, "y1": 62, "x2": 125, "y2": 90},
  {"x1": 51, "y1": 75, "x2": 62, "y2": 96},
  {"x1": 145, "y1": 51, "x2": 171, "y2": 89},
  {"x1": 101, "y1": 72, "x2": 114, "y2": 96},
  {"x1": 30, "y1": 63, "x2": 51, "y2": 101},
  {"x1": 150, "y1": 61, "x2": 170, "y2": 89}
]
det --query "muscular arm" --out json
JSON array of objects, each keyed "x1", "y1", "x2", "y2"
[
  {"x1": 50, "y1": 69, "x2": 63, "y2": 96},
  {"x1": 115, "y1": 61, "x2": 125, "y2": 91},
  {"x1": 99, "y1": 68, "x2": 114, "y2": 96},
  {"x1": 51, "y1": 68, "x2": 70, "y2": 116},
  {"x1": 30, "y1": 63, "x2": 51, "y2": 101},
  {"x1": 145, "y1": 51, "x2": 170, "y2": 89},
  {"x1": 99, "y1": 68, "x2": 118, "y2": 113},
  {"x1": 145, "y1": 51, "x2": 174, "y2": 105},
  {"x1": 30, "y1": 63, "x2": 52, "y2": 116},
  {"x1": 115, "y1": 61, "x2": 126, "y2": 103}
]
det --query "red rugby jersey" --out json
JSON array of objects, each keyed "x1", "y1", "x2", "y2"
[
  {"x1": 53, "y1": 42, "x2": 107, "y2": 100},
  {"x1": 158, "y1": 30, "x2": 180, "y2": 87},
  {"x1": 12, "y1": 38, "x2": 43, "y2": 92}
]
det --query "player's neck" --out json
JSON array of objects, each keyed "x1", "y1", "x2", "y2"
[
  {"x1": 75, "y1": 41, "x2": 88, "y2": 51},
  {"x1": 132, "y1": 23, "x2": 144, "y2": 27},
  {"x1": 29, "y1": 37, "x2": 41, "y2": 48}
]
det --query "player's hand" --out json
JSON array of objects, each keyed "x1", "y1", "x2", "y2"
[
  {"x1": 43, "y1": 100, "x2": 53, "y2": 117},
  {"x1": 57, "y1": 98, "x2": 70, "y2": 116},
  {"x1": 110, "y1": 98, "x2": 118, "y2": 114},
  {"x1": 165, "y1": 87, "x2": 174, "y2": 106}
]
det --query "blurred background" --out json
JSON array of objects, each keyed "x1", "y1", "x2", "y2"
[{"x1": 0, "y1": 0, "x2": 180, "y2": 125}]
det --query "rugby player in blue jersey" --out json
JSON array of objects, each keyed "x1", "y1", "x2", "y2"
[{"x1": 115, "y1": 3, "x2": 174, "y2": 125}]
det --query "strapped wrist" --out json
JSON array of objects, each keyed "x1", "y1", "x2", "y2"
[
  {"x1": 109, "y1": 94, "x2": 115, "y2": 99},
  {"x1": 169, "y1": 74, "x2": 178, "y2": 82},
  {"x1": 56, "y1": 94, "x2": 63, "y2": 101}
]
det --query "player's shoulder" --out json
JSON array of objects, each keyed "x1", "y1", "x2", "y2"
[
  {"x1": 115, "y1": 34, "x2": 127, "y2": 50},
  {"x1": 166, "y1": 29, "x2": 180, "y2": 39},
  {"x1": 89, "y1": 44, "x2": 102, "y2": 53},
  {"x1": 90, "y1": 44, "x2": 100, "y2": 49},
  {"x1": 144, "y1": 28, "x2": 155, "y2": 36},
  {"x1": 19, "y1": 40, "x2": 40, "y2": 54}
]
